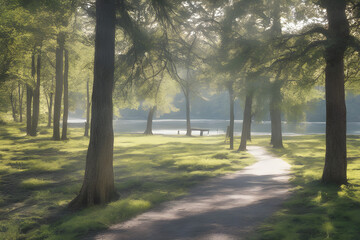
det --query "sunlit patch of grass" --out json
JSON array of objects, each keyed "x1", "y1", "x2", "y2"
[
  {"x1": 28, "y1": 199, "x2": 153, "y2": 240},
  {"x1": 249, "y1": 135, "x2": 360, "y2": 240},
  {"x1": 0, "y1": 220, "x2": 19, "y2": 240},
  {"x1": 21, "y1": 178, "x2": 55, "y2": 189},
  {"x1": 0, "y1": 122, "x2": 254, "y2": 239},
  {"x1": 175, "y1": 157, "x2": 232, "y2": 170}
]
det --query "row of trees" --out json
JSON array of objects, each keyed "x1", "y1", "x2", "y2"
[
  {"x1": 0, "y1": 0, "x2": 88, "y2": 139},
  {"x1": 1, "y1": 0, "x2": 359, "y2": 208}
]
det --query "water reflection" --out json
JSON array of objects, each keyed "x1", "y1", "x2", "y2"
[{"x1": 67, "y1": 119, "x2": 360, "y2": 136}]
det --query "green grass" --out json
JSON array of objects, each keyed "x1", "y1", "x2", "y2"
[
  {"x1": 249, "y1": 135, "x2": 360, "y2": 240},
  {"x1": 0, "y1": 122, "x2": 254, "y2": 240}
]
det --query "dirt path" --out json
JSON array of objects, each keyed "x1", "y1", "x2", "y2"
[{"x1": 90, "y1": 146, "x2": 291, "y2": 240}]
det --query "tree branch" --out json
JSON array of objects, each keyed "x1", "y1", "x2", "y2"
[{"x1": 272, "y1": 40, "x2": 326, "y2": 67}]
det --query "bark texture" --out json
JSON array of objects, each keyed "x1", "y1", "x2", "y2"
[
  {"x1": 246, "y1": 123, "x2": 251, "y2": 141},
  {"x1": 47, "y1": 92, "x2": 53, "y2": 128},
  {"x1": 53, "y1": 34, "x2": 64, "y2": 140},
  {"x1": 26, "y1": 53, "x2": 36, "y2": 135},
  {"x1": 26, "y1": 84, "x2": 32, "y2": 135},
  {"x1": 69, "y1": 0, "x2": 116, "y2": 209},
  {"x1": 84, "y1": 78, "x2": 90, "y2": 137},
  {"x1": 269, "y1": 0, "x2": 283, "y2": 149},
  {"x1": 144, "y1": 106, "x2": 156, "y2": 135},
  {"x1": 238, "y1": 93, "x2": 253, "y2": 151},
  {"x1": 30, "y1": 53, "x2": 41, "y2": 136},
  {"x1": 185, "y1": 87, "x2": 191, "y2": 136},
  {"x1": 322, "y1": 0, "x2": 348, "y2": 185},
  {"x1": 10, "y1": 90, "x2": 17, "y2": 122},
  {"x1": 62, "y1": 49, "x2": 69, "y2": 140},
  {"x1": 18, "y1": 83, "x2": 23, "y2": 122},
  {"x1": 47, "y1": 77, "x2": 54, "y2": 128},
  {"x1": 228, "y1": 86, "x2": 235, "y2": 149}
]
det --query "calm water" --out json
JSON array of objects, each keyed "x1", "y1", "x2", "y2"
[{"x1": 68, "y1": 119, "x2": 360, "y2": 136}]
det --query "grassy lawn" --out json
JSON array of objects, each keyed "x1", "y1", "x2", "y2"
[
  {"x1": 250, "y1": 135, "x2": 360, "y2": 240},
  {"x1": 0, "y1": 122, "x2": 254, "y2": 240}
]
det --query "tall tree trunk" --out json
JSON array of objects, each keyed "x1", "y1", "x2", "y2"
[
  {"x1": 238, "y1": 93, "x2": 253, "y2": 151},
  {"x1": 18, "y1": 83, "x2": 23, "y2": 122},
  {"x1": 30, "y1": 53, "x2": 41, "y2": 136},
  {"x1": 47, "y1": 92, "x2": 53, "y2": 128},
  {"x1": 10, "y1": 90, "x2": 17, "y2": 122},
  {"x1": 62, "y1": 49, "x2": 69, "y2": 140},
  {"x1": 228, "y1": 86, "x2": 234, "y2": 149},
  {"x1": 53, "y1": 34, "x2": 64, "y2": 140},
  {"x1": 268, "y1": 0, "x2": 283, "y2": 148},
  {"x1": 247, "y1": 116, "x2": 252, "y2": 141},
  {"x1": 47, "y1": 77, "x2": 54, "y2": 128},
  {"x1": 270, "y1": 81, "x2": 283, "y2": 148},
  {"x1": 84, "y1": 77, "x2": 90, "y2": 137},
  {"x1": 69, "y1": 0, "x2": 116, "y2": 209},
  {"x1": 322, "y1": 0, "x2": 349, "y2": 185},
  {"x1": 185, "y1": 90, "x2": 191, "y2": 136},
  {"x1": 144, "y1": 106, "x2": 156, "y2": 135},
  {"x1": 26, "y1": 53, "x2": 36, "y2": 135},
  {"x1": 26, "y1": 85, "x2": 32, "y2": 135}
]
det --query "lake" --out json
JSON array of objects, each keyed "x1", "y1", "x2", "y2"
[{"x1": 68, "y1": 119, "x2": 360, "y2": 136}]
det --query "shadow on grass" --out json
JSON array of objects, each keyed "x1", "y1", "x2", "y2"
[
  {"x1": 250, "y1": 135, "x2": 360, "y2": 240},
  {"x1": 87, "y1": 172, "x2": 291, "y2": 240},
  {"x1": 0, "y1": 124, "x2": 254, "y2": 240}
]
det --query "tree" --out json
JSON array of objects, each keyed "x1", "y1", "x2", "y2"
[
  {"x1": 227, "y1": 82, "x2": 235, "y2": 149},
  {"x1": 43, "y1": 73, "x2": 54, "y2": 128},
  {"x1": 26, "y1": 83, "x2": 33, "y2": 134},
  {"x1": 53, "y1": 33, "x2": 65, "y2": 140},
  {"x1": 0, "y1": 0, "x2": 23, "y2": 84},
  {"x1": 268, "y1": 0, "x2": 284, "y2": 149},
  {"x1": 278, "y1": 0, "x2": 360, "y2": 184},
  {"x1": 5, "y1": 81, "x2": 18, "y2": 122},
  {"x1": 1, "y1": 0, "x2": 62, "y2": 131},
  {"x1": 84, "y1": 76, "x2": 91, "y2": 137},
  {"x1": 26, "y1": 54, "x2": 36, "y2": 135},
  {"x1": 18, "y1": 82, "x2": 24, "y2": 122},
  {"x1": 273, "y1": 0, "x2": 360, "y2": 184},
  {"x1": 169, "y1": 36, "x2": 201, "y2": 137},
  {"x1": 238, "y1": 90, "x2": 253, "y2": 151},
  {"x1": 204, "y1": 0, "x2": 271, "y2": 150},
  {"x1": 180, "y1": 67, "x2": 196, "y2": 136},
  {"x1": 69, "y1": 0, "x2": 117, "y2": 208},
  {"x1": 61, "y1": 49, "x2": 69, "y2": 140},
  {"x1": 144, "y1": 106, "x2": 156, "y2": 135},
  {"x1": 321, "y1": 0, "x2": 349, "y2": 184},
  {"x1": 141, "y1": 75, "x2": 180, "y2": 135},
  {"x1": 30, "y1": 51, "x2": 41, "y2": 136}
]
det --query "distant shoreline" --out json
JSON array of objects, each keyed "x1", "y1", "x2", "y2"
[{"x1": 66, "y1": 119, "x2": 360, "y2": 135}]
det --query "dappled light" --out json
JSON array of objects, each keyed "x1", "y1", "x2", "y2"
[
  {"x1": 93, "y1": 146, "x2": 290, "y2": 240},
  {"x1": 1, "y1": 0, "x2": 360, "y2": 239},
  {"x1": 0, "y1": 126, "x2": 254, "y2": 239},
  {"x1": 250, "y1": 135, "x2": 360, "y2": 239}
]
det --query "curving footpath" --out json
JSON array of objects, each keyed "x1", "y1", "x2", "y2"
[{"x1": 90, "y1": 146, "x2": 291, "y2": 240}]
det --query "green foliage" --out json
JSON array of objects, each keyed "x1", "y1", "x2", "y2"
[
  {"x1": 0, "y1": 123, "x2": 254, "y2": 239},
  {"x1": 282, "y1": 83, "x2": 324, "y2": 122},
  {"x1": 141, "y1": 77, "x2": 180, "y2": 116},
  {"x1": 250, "y1": 135, "x2": 360, "y2": 240}
]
